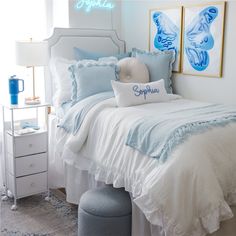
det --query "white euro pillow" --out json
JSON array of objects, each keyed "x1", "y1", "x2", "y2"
[
  {"x1": 111, "y1": 79, "x2": 170, "y2": 107},
  {"x1": 117, "y1": 57, "x2": 149, "y2": 83},
  {"x1": 49, "y1": 57, "x2": 76, "y2": 107}
]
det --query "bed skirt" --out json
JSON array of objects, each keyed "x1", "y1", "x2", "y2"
[{"x1": 64, "y1": 162, "x2": 236, "y2": 236}]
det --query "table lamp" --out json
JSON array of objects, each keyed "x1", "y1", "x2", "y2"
[{"x1": 15, "y1": 40, "x2": 48, "y2": 105}]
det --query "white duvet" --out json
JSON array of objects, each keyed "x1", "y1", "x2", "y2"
[{"x1": 57, "y1": 98, "x2": 236, "y2": 236}]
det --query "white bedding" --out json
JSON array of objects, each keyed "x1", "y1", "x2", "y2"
[{"x1": 54, "y1": 98, "x2": 236, "y2": 236}]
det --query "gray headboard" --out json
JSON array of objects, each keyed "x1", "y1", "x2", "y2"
[{"x1": 44, "y1": 28, "x2": 126, "y2": 104}]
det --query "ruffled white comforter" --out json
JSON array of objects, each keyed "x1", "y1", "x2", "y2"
[{"x1": 58, "y1": 98, "x2": 236, "y2": 236}]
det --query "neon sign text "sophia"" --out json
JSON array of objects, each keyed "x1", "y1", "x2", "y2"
[{"x1": 75, "y1": 0, "x2": 115, "y2": 12}]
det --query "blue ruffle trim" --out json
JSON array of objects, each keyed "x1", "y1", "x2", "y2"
[
  {"x1": 131, "y1": 48, "x2": 175, "y2": 93},
  {"x1": 159, "y1": 116, "x2": 236, "y2": 163}
]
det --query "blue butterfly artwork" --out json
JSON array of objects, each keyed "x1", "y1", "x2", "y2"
[
  {"x1": 184, "y1": 6, "x2": 218, "y2": 71},
  {"x1": 152, "y1": 11, "x2": 180, "y2": 70},
  {"x1": 152, "y1": 6, "x2": 218, "y2": 72}
]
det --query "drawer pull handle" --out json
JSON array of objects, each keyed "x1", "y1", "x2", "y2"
[
  {"x1": 29, "y1": 144, "x2": 33, "y2": 148},
  {"x1": 30, "y1": 182, "x2": 35, "y2": 187}
]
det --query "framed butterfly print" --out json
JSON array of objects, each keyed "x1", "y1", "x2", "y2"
[
  {"x1": 182, "y1": 2, "x2": 226, "y2": 77},
  {"x1": 149, "y1": 7, "x2": 183, "y2": 73}
]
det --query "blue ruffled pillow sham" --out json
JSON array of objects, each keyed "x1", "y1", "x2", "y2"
[
  {"x1": 69, "y1": 61, "x2": 119, "y2": 104},
  {"x1": 74, "y1": 47, "x2": 131, "y2": 61},
  {"x1": 132, "y1": 48, "x2": 175, "y2": 93}
]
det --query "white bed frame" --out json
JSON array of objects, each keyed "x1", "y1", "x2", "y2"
[{"x1": 44, "y1": 27, "x2": 126, "y2": 104}]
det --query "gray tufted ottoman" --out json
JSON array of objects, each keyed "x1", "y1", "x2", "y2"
[{"x1": 78, "y1": 185, "x2": 132, "y2": 236}]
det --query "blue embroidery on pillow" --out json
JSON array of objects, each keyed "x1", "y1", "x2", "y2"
[{"x1": 133, "y1": 85, "x2": 160, "y2": 100}]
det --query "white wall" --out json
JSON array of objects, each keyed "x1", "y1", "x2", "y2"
[
  {"x1": 69, "y1": 0, "x2": 122, "y2": 38},
  {"x1": 53, "y1": 0, "x2": 69, "y2": 28},
  {"x1": 121, "y1": 0, "x2": 236, "y2": 105}
]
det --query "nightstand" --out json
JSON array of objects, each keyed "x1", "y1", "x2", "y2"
[{"x1": 1, "y1": 103, "x2": 50, "y2": 210}]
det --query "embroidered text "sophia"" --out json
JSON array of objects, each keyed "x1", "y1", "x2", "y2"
[{"x1": 133, "y1": 85, "x2": 160, "y2": 100}]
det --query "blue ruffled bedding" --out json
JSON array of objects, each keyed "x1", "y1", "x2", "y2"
[
  {"x1": 58, "y1": 91, "x2": 114, "y2": 135},
  {"x1": 58, "y1": 93, "x2": 236, "y2": 165},
  {"x1": 56, "y1": 101, "x2": 73, "y2": 119},
  {"x1": 126, "y1": 104, "x2": 236, "y2": 163}
]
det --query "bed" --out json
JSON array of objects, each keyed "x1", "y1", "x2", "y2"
[{"x1": 45, "y1": 28, "x2": 236, "y2": 236}]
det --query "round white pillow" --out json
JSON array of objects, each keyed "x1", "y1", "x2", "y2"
[{"x1": 117, "y1": 58, "x2": 149, "y2": 83}]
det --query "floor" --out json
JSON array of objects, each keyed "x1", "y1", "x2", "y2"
[{"x1": 0, "y1": 189, "x2": 78, "y2": 236}]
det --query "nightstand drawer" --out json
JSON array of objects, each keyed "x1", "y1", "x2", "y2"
[
  {"x1": 6, "y1": 152, "x2": 47, "y2": 176},
  {"x1": 16, "y1": 172, "x2": 47, "y2": 198},
  {"x1": 15, "y1": 153, "x2": 47, "y2": 177},
  {"x1": 7, "y1": 131, "x2": 47, "y2": 157}
]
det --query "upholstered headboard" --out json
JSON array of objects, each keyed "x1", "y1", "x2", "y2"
[{"x1": 44, "y1": 28, "x2": 126, "y2": 104}]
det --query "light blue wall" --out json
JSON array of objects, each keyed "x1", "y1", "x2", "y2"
[
  {"x1": 69, "y1": 0, "x2": 122, "y2": 38},
  {"x1": 48, "y1": 0, "x2": 122, "y2": 37}
]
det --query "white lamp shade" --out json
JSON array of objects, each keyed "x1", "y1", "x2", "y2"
[{"x1": 15, "y1": 41, "x2": 48, "y2": 66}]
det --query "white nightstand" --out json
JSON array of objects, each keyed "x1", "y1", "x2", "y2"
[{"x1": 1, "y1": 103, "x2": 50, "y2": 210}]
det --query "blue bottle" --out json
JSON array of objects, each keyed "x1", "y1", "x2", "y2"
[{"x1": 9, "y1": 75, "x2": 24, "y2": 105}]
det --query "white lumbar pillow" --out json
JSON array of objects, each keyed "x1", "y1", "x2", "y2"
[
  {"x1": 117, "y1": 57, "x2": 149, "y2": 83},
  {"x1": 111, "y1": 79, "x2": 171, "y2": 107}
]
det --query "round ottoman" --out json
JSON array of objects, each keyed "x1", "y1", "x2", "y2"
[{"x1": 78, "y1": 185, "x2": 132, "y2": 236}]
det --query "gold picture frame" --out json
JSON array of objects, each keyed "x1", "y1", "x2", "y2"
[{"x1": 182, "y1": 1, "x2": 226, "y2": 77}]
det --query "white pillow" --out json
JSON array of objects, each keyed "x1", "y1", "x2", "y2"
[
  {"x1": 49, "y1": 57, "x2": 76, "y2": 107},
  {"x1": 111, "y1": 79, "x2": 168, "y2": 107},
  {"x1": 117, "y1": 57, "x2": 149, "y2": 83}
]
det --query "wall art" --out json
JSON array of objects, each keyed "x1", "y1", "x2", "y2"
[
  {"x1": 149, "y1": 7, "x2": 183, "y2": 72},
  {"x1": 182, "y1": 2, "x2": 226, "y2": 77}
]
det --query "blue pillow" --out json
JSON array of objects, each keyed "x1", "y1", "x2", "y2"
[
  {"x1": 132, "y1": 48, "x2": 175, "y2": 93},
  {"x1": 74, "y1": 47, "x2": 131, "y2": 61},
  {"x1": 69, "y1": 61, "x2": 119, "y2": 103},
  {"x1": 115, "y1": 52, "x2": 131, "y2": 60}
]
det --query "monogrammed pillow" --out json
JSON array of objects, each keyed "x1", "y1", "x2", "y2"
[{"x1": 111, "y1": 79, "x2": 168, "y2": 107}]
